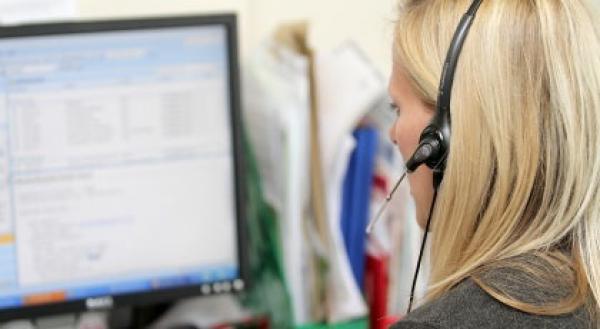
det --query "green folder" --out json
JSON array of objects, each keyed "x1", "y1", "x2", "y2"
[
  {"x1": 237, "y1": 133, "x2": 294, "y2": 328},
  {"x1": 296, "y1": 318, "x2": 368, "y2": 329}
]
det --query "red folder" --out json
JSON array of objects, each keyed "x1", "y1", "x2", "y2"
[{"x1": 365, "y1": 252, "x2": 389, "y2": 329}]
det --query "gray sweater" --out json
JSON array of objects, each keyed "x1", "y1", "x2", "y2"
[{"x1": 391, "y1": 279, "x2": 591, "y2": 329}]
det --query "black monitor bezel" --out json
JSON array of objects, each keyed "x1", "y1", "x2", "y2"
[{"x1": 0, "y1": 14, "x2": 248, "y2": 322}]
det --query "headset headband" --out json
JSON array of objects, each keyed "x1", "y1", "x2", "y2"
[{"x1": 405, "y1": 0, "x2": 484, "y2": 188}]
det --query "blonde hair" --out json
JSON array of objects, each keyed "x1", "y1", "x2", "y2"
[{"x1": 394, "y1": 0, "x2": 600, "y2": 322}]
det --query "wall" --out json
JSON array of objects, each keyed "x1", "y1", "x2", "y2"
[{"x1": 77, "y1": 0, "x2": 397, "y2": 76}]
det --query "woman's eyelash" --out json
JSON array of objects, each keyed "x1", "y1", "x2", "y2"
[{"x1": 389, "y1": 102, "x2": 400, "y2": 115}]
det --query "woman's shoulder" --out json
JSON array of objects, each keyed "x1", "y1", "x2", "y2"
[{"x1": 391, "y1": 279, "x2": 590, "y2": 329}]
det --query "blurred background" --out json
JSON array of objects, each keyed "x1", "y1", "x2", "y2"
[
  {"x1": 0, "y1": 1, "x2": 427, "y2": 328},
  {"x1": 77, "y1": 0, "x2": 396, "y2": 74}
]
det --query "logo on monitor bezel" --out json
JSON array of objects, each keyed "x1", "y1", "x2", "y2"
[{"x1": 85, "y1": 296, "x2": 114, "y2": 310}]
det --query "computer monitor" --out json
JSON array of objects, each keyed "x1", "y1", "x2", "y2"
[{"x1": 0, "y1": 15, "x2": 247, "y2": 321}]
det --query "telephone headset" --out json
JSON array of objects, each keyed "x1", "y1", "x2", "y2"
[{"x1": 366, "y1": 0, "x2": 485, "y2": 314}]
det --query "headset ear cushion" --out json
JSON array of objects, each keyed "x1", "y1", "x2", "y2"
[{"x1": 406, "y1": 135, "x2": 442, "y2": 172}]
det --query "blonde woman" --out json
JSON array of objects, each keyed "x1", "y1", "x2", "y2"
[{"x1": 388, "y1": 0, "x2": 600, "y2": 328}]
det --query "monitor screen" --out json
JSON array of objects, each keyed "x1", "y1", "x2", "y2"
[{"x1": 0, "y1": 15, "x2": 246, "y2": 320}]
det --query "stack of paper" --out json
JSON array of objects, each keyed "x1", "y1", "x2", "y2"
[
  {"x1": 244, "y1": 26, "x2": 402, "y2": 326},
  {"x1": 243, "y1": 36, "x2": 312, "y2": 324},
  {"x1": 315, "y1": 44, "x2": 386, "y2": 323}
]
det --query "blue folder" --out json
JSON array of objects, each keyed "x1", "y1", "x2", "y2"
[{"x1": 340, "y1": 127, "x2": 379, "y2": 291}]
